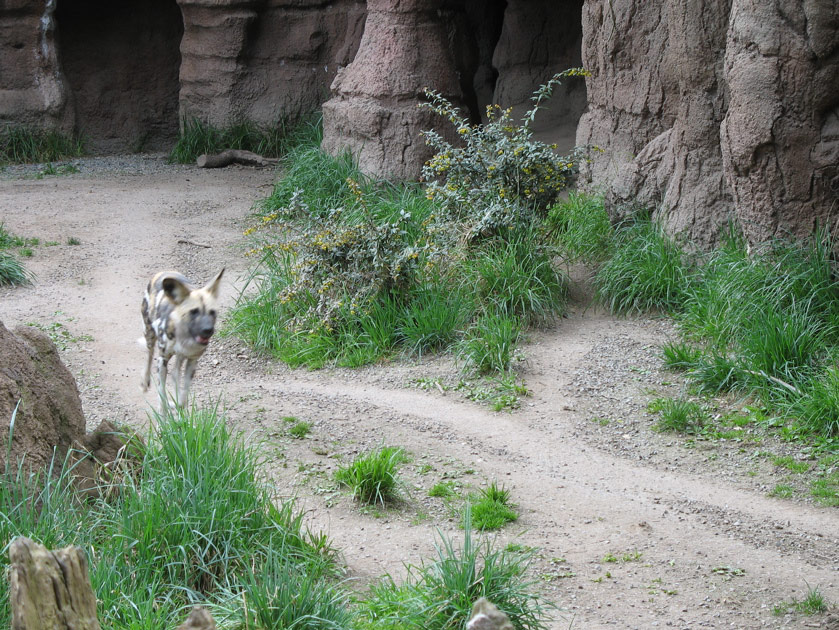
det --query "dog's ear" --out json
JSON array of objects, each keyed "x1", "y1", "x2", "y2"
[
  {"x1": 204, "y1": 268, "x2": 224, "y2": 298},
  {"x1": 161, "y1": 276, "x2": 192, "y2": 304}
]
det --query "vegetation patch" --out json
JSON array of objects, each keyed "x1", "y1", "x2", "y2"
[
  {"x1": 169, "y1": 113, "x2": 322, "y2": 164},
  {"x1": 0, "y1": 124, "x2": 84, "y2": 165},
  {"x1": 356, "y1": 511, "x2": 553, "y2": 630},
  {"x1": 231, "y1": 74, "x2": 587, "y2": 407},
  {"x1": 467, "y1": 481, "x2": 518, "y2": 531},
  {"x1": 335, "y1": 446, "x2": 406, "y2": 505},
  {"x1": 0, "y1": 223, "x2": 33, "y2": 286}
]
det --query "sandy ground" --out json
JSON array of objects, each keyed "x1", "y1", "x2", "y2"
[{"x1": 0, "y1": 156, "x2": 837, "y2": 629}]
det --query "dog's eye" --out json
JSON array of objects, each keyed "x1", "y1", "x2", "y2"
[
  {"x1": 190, "y1": 308, "x2": 200, "y2": 316},
  {"x1": 209, "y1": 310, "x2": 216, "y2": 317}
]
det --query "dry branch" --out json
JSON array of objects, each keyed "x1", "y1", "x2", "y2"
[{"x1": 196, "y1": 150, "x2": 279, "y2": 168}]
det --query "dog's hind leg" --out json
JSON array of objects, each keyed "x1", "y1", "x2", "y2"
[
  {"x1": 142, "y1": 341, "x2": 155, "y2": 392},
  {"x1": 179, "y1": 358, "x2": 198, "y2": 408}
]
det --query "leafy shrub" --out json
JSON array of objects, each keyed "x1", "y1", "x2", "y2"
[
  {"x1": 421, "y1": 69, "x2": 589, "y2": 243},
  {"x1": 253, "y1": 183, "x2": 427, "y2": 331}
]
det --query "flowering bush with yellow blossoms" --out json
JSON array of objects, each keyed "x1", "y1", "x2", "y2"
[
  {"x1": 249, "y1": 182, "x2": 428, "y2": 331},
  {"x1": 421, "y1": 68, "x2": 590, "y2": 243}
]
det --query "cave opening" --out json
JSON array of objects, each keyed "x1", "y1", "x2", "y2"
[
  {"x1": 451, "y1": 0, "x2": 586, "y2": 152},
  {"x1": 55, "y1": 0, "x2": 184, "y2": 153}
]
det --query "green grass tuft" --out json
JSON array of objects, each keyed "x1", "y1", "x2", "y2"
[
  {"x1": 649, "y1": 398, "x2": 707, "y2": 434},
  {"x1": 546, "y1": 192, "x2": 613, "y2": 263},
  {"x1": 335, "y1": 446, "x2": 405, "y2": 505},
  {"x1": 357, "y1": 509, "x2": 552, "y2": 630},
  {"x1": 0, "y1": 124, "x2": 84, "y2": 164},
  {"x1": 595, "y1": 219, "x2": 691, "y2": 315}
]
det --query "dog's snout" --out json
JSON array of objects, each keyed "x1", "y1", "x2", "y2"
[{"x1": 201, "y1": 325, "x2": 215, "y2": 338}]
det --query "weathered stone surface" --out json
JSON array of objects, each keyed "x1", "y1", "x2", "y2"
[
  {"x1": 467, "y1": 598, "x2": 514, "y2": 630},
  {"x1": 0, "y1": 320, "x2": 87, "y2": 474},
  {"x1": 178, "y1": 0, "x2": 366, "y2": 127},
  {"x1": 175, "y1": 606, "x2": 217, "y2": 630},
  {"x1": 9, "y1": 537, "x2": 100, "y2": 630},
  {"x1": 720, "y1": 0, "x2": 839, "y2": 244},
  {"x1": 321, "y1": 0, "x2": 463, "y2": 180},
  {"x1": 580, "y1": 0, "x2": 839, "y2": 248},
  {"x1": 0, "y1": 0, "x2": 74, "y2": 132},
  {"x1": 492, "y1": 0, "x2": 586, "y2": 150}
]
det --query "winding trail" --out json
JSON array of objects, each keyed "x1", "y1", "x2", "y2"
[{"x1": 1, "y1": 158, "x2": 836, "y2": 629}]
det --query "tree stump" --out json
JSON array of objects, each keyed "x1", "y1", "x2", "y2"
[
  {"x1": 8, "y1": 537, "x2": 100, "y2": 630},
  {"x1": 175, "y1": 606, "x2": 217, "y2": 630}
]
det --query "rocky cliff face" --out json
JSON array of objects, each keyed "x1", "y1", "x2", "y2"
[
  {"x1": 578, "y1": 0, "x2": 839, "y2": 247},
  {"x1": 1, "y1": 0, "x2": 834, "y2": 247},
  {"x1": 1, "y1": 0, "x2": 365, "y2": 153}
]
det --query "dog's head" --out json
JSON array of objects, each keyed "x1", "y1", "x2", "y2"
[{"x1": 162, "y1": 269, "x2": 224, "y2": 349}]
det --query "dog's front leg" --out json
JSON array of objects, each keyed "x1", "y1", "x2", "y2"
[
  {"x1": 172, "y1": 354, "x2": 185, "y2": 408},
  {"x1": 157, "y1": 355, "x2": 172, "y2": 412},
  {"x1": 179, "y1": 358, "x2": 198, "y2": 408}
]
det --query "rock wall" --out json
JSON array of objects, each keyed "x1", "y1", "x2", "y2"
[
  {"x1": 321, "y1": 0, "x2": 464, "y2": 180},
  {"x1": 0, "y1": 320, "x2": 87, "y2": 473},
  {"x1": 578, "y1": 0, "x2": 839, "y2": 247},
  {"x1": 0, "y1": 0, "x2": 74, "y2": 133},
  {"x1": 0, "y1": 0, "x2": 365, "y2": 153},
  {"x1": 178, "y1": 0, "x2": 366, "y2": 128}
]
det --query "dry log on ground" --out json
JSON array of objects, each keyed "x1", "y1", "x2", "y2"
[{"x1": 196, "y1": 150, "x2": 279, "y2": 168}]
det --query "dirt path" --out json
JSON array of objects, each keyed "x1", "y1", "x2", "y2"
[{"x1": 1, "y1": 157, "x2": 836, "y2": 629}]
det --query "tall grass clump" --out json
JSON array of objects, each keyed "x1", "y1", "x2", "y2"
[
  {"x1": 648, "y1": 228, "x2": 839, "y2": 441},
  {"x1": 335, "y1": 446, "x2": 405, "y2": 505},
  {"x1": 0, "y1": 124, "x2": 84, "y2": 164},
  {"x1": 0, "y1": 223, "x2": 32, "y2": 287},
  {"x1": 546, "y1": 192, "x2": 613, "y2": 263},
  {"x1": 113, "y1": 405, "x2": 332, "y2": 594},
  {"x1": 239, "y1": 545, "x2": 352, "y2": 630},
  {"x1": 595, "y1": 218, "x2": 691, "y2": 315},
  {"x1": 0, "y1": 404, "x2": 339, "y2": 629},
  {"x1": 357, "y1": 510, "x2": 552, "y2": 630},
  {"x1": 463, "y1": 230, "x2": 566, "y2": 327},
  {"x1": 0, "y1": 252, "x2": 30, "y2": 286},
  {"x1": 169, "y1": 113, "x2": 321, "y2": 164}
]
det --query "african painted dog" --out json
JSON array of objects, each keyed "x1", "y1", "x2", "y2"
[{"x1": 141, "y1": 269, "x2": 224, "y2": 409}]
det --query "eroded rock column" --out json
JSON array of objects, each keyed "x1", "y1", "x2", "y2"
[
  {"x1": 321, "y1": 0, "x2": 462, "y2": 180},
  {"x1": 720, "y1": 0, "x2": 839, "y2": 244},
  {"x1": 177, "y1": 0, "x2": 260, "y2": 124},
  {"x1": 0, "y1": 0, "x2": 73, "y2": 131}
]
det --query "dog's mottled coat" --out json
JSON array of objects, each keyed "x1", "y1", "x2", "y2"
[{"x1": 141, "y1": 269, "x2": 224, "y2": 409}]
